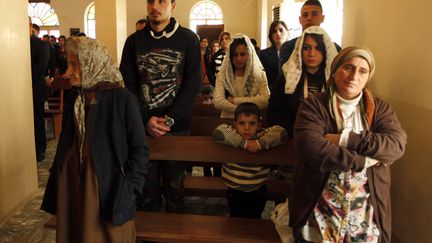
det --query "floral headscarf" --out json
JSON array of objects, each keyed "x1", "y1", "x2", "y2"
[
  {"x1": 217, "y1": 33, "x2": 264, "y2": 97},
  {"x1": 66, "y1": 37, "x2": 124, "y2": 162},
  {"x1": 282, "y1": 26, "x2": 338, "y2": 94}
]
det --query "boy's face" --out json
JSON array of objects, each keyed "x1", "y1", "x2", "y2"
[
  {"x1": 234, "y1": 113, "x2": 260, "y2": 140},
  {"x1": 201, "y1": 93, "x2": 213, "y2": 104}
]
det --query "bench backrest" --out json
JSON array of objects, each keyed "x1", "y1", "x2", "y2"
[{"x1": 147, "y1": 135, "x2": 296, "y2": 165}]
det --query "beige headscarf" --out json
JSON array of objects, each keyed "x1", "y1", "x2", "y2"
[
  {"x1": 217, "y1": 33, "x2": 264, "y2": 97},
  {"x1": 282, "y1": 26, "x2": 338, "y2": 94},
  {"x1": 327, "y1": 46, "x2": 376, "y2": 130},
  {"x1": 66, "y1": 37, "x2": 124, "y2": 162}
]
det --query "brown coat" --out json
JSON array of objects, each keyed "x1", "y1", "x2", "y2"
[{"x1": 290, "y1": 92, "x2": 407, "y2": 243}]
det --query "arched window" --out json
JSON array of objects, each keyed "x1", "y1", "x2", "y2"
[
  {"x1": 84, "y1": 2, "x2": 96, "y2": 39},
  {"x1": 189, "y1": 1, "x2": 223, "y2": 33},
  {"x1": 28, "y1": 3, "x2": 60, "y2": 38}
]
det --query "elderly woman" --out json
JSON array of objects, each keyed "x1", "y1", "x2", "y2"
[
  {"x1": 41, "y1": 37, "x2": 148, "y2": 243},
  {"x1": 213, "y1": 33, "x2": 270, "y2": 118},
  {"x1": 290, "y1": 46, "x2": 407, "y2": 242}
]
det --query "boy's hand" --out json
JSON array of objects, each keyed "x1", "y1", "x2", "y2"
[{"x1": 244, "y1": 140, "x2": 261, "y2": 153}]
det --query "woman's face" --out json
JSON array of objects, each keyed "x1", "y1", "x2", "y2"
[
  {"x1": 64, "y1": 51, "x2": 82, "y2": 87},
  {"x1": 59, "y1": 38, "x2": 65, "y2": 47},
  {"x1": 220, "y1": 35, "x2": 231, "y2": 50},
  {"x1": 200, "y1": 38, "x2": 208, "y2": 49},
  {"x1": 212, "y1": 42, "x2": 220, "y2": 53},
  {"x1": 271, "y1": 24, "x2": 288, "y2": 47},
  {"x1": 232, "y1": 44, "x2": 249, "y2": 72},
  {"x1": 333, "y1": 56, "x2": 370, "y2": 100},
  {"x1": 301, "y1": 35, "x2": 323, "y2": 73}
]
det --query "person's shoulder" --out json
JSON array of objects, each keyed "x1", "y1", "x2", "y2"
[
  {"x1": 177, "y1": 25, "x2": 198, "y2": 39},
  {"x1": 259, "y1": 46, "x2": 274, "y2": 56}
]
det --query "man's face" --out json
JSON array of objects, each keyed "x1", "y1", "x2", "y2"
[
  {"x1": 42, "y1": 36, "x2": 49, "y2": 42},
  {"x1": 147, "y1": 0, "x2": 176, "y2": 27},
  {"x1": 299, "y1": 5, "x2": 324, "y2": 30}
]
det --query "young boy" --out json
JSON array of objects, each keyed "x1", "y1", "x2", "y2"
[
  {"x1": 212, "y1": 102, "x2": 288, "y2": 218},
  {"x1": 199, "y1": 84, "x2": 214, "y2": 105}
]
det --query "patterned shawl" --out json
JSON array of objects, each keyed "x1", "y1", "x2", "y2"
[
  {"x1": 67, "y1": 37, "x2": 124, "y2": 162},
  {"x1": 217, "y1": 33, "x2": 264, "y2": 97},
  {"x1": 282, "y1": 26, "x2": 338, "y2": 94}
]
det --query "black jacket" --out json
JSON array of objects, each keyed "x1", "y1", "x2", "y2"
[
  {"x1": 259, "y1": 45, "x2": 279, "y2": 88},
  {"x1": 41, "y1": 87, "x2": 148, "y2": 225},
  {"x1": 120, "y1": 18, "x2": 201, "y2": 132}
]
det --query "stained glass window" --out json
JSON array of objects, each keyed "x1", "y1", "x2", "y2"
[{"x1": 28, "y1": 3, "x2": 59, "y2": 27}]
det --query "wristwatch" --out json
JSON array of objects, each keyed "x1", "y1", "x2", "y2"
[{"x1": 165, "y1": 115, "x2": 175, "y2": 127}]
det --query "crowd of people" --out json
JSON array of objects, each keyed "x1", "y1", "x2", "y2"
[{"x1": 29, "y1": 0, "x2": 407, "y2": 242}]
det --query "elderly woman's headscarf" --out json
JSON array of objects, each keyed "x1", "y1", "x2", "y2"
[
  {"x1": 66, "y1": 37, "x2": 124, "y2": 163},
  {"x1": 217, "y1": 33, "x2": 264, "y2": 97},
  {"x1": 282, "y1": 26, "x2": 338, "y2": 94},
  {"x1": 327, "y1": 45, "x2": 376, "y2": 131}
]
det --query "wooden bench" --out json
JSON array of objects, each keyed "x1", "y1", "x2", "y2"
[
  {"x1": 147, "y1": 136, "x2": 297, "y2": 166},
  {"x1": 191, "y1": 103, "x2": 220, "y2": 117},
  {"x1": 44, "y1": 212, "x2": 281, "y2": 242},
  {"x1": 44, "y1": 77, "x2": 71, "y2": 139},
  {"x1": 184, "y1": 176, "x2": 288, "y2": 201},
  {"x1": 190, "y1": 117, "x2": 233, "y2": 136}
]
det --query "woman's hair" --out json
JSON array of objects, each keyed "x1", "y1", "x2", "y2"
[
  {"x1": 58, "y1": 35, "x2": 66, "y2": 41},
  {"x1": 302, "y1": 33, "x2": 327, "y2": 69},
  {"x1": 268, "y1": 20, "x2": 288, "y2": 45},
  {"x1": 218, "y1": 32, "x2": 231, "y2": 44},
  {"x1": 234, "y1": 102, "x2": 262, "y2": 122},
  {"x1": 229, "y1": 37, "x2": 248, "y2": 71}
]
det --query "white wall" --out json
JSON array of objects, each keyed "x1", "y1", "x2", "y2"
[
  {"x1": 49, "y1": 0, "x2": 93, "y2": 36},
  {"x1": 344, "y1": 1, "x2": 432, "y2": 242},
  {"x1": 0, "y1": 1, "x2": 39, "y2": 222},
  {"x1": 125, "y1": 0, "x2": 259, "y2": 41}
]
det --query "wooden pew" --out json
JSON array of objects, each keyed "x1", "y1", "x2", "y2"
[
  {"x1": 147, "y1": 136, "x2": 297, "y2": 166},
  {"x1": 190, "y1": 117, "x2": 233, "y2": 136},
  {"x1": 45, "y1": 212, "x2": 281, "y2": 242},
  {"x1": 184, "y1": 176, "x2": 288, "y2": 201},
  {"x1": 191, "y1": 103, "x2": 220, "y2": 117},
  {"x1": 45, "y1": 77, "x2": 71, "y2": 139}
]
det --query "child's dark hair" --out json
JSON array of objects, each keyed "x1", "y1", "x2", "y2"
[
  {"x1": 234, "y1": 102, "x2": 262, "y2": 122},
  {"x1": 200, "y1": 84, "x2": 214, "y2": 95}
]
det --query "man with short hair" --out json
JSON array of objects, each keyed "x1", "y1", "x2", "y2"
[
  {"x1": 31, "y1": 23, "x2": 40, "y2": 37},
  {"x1": 279, "y1": 0, "x2": 340, "y2": 67},
  {"x1": 120, "y1": 0, "x2": 201, "y2": 213},
  {"x1": 29, "y1": 18, "x2": 49, "y2": 162}
]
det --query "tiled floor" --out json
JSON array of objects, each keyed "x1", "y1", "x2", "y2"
[{"x1": 0, "y1": 139, "x2": 275, "y2": 243}]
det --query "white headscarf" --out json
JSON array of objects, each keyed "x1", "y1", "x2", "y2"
[
  {"x1": 282, "y1": 26, "x2": 338, "y2": 94},
  {"x1": 217, "y1": 33, "x2": 264, "y2": 97}
]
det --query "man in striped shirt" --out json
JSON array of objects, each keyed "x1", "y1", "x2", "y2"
[{"x1": 212, "y1": 102, "x2": 288, "y2": 218}]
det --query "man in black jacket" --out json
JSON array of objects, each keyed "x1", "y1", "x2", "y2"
[
  {"x1": 120, "y1": 0, "x2": 201, "y2": 213},
  {"x1": 29, "y1": 19, "x2": 49, "y2": 162}
]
